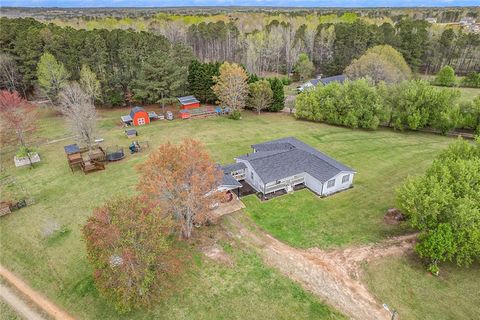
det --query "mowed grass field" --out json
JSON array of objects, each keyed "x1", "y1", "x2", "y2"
[
  {"x1": 0, "y1": 108, "x2": 474, "y2": 319},
  {"x1": 242, "y1": 127, "x2": 453, "y2": 249},
  {"x1": 363, "y1": 255, "x2": 480, "y2": 320},
  {"x1": 0, "y1": 109, "x2": 354, "y2": 319}
]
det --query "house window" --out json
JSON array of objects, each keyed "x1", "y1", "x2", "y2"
[
  {"x1": 137, "y1": 118, "x2": 146, "y2": 125},
  {"x1": 342, "y1": 174, "x2": 350, "y2": 184},
  {"x1": 327, "y1": 179, "x2": 335, "y2": 188}
]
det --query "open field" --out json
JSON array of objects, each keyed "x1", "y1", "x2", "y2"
[
  {"x1": 457, "y1": 86, "x2": 480, "y2": 103},
  {"x1": 241, "y1": 127, "x2": 454, "y2": 249},
  {"x1": 0, "y1": 110, "x2": 355, "y2": 319},
  {"x1": 363, "y1": 254, "x2": 480, "y2": 320},
  {"x1": 0, "y1": 108, "x2": 476, "y2": 319},
  {"x1": 0, "y1": 300, "x2": 21, "y2": 320}
]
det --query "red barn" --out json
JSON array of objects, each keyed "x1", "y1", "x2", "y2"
[
  {"x1": 121, "y1": 107, "x2": 150, "y2": 126},
  {"x1": 178, "y1": 96, "x2": 200, "y2": 110}
]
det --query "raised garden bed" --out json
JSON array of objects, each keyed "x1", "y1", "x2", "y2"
[{"x1": 14, "y1": 153, "x2": 40, "y2": 167}]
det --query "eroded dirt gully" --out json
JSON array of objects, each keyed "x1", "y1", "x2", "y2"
[{"x1": 223, "y1": 212, "x2": 417, "y2": 320}]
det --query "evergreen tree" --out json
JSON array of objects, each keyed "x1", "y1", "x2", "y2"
[
  {"x1": 133, "y1": 52, "x2": 188, "y2": 103},
  {"x1": 267, "y1": 77, "x2": 285, "y2": 112}
]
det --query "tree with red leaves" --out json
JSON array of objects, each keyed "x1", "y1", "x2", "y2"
[
  {"x1": 82, "y1": 196, "x2": 181, "y2": 312},
  {"x1": 138, "y1": 139, "x2": 223, "y2": 239},
  {"x1": 0, "y1": 90, "x2": 37, "y2": 164}
]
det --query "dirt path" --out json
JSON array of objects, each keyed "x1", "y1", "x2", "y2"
[
  {"x1": 0, "y1": 283, "x2": 47, "y2": 320},
  {"x1": 0, "y1": 265, "x2": 75, "y2": 320},
  {"x1": 225, "y1": 212, "x2": 416, "y2": 320}
]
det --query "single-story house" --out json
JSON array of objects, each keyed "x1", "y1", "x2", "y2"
[
  {"x1": 121, "y1": 107, "x2": 158, "y2": 126},
  {"x1": 222, "y1": 137, "x2": 356, "y2": 197},
  {"x1": 178, "y1": 96, "x2": 200, "y2": 110},
  {"x1": 297, "y1": 75, "x2": 347, "y2": 92}
]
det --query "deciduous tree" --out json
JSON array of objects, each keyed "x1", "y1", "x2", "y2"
[
  {"x1": 79, "y1": 65, "x2": 101, "y2": 103},
  {"x1": 58, "y1": 82, "x2": 97, "y2": 150},
  {"x1": 83, "y1": 196, "x2": 179, "y2": 312},
  {"x1": 37, "y1": 52, "x2": 69, "y2": 105},
  {"x1": 0, "y1": 90, "x2": 37, "y2": 165},
  {"x1": 294, "y1": 53, "x2": 315, "y2": 81},
  {"x1": 212, "y1": 62, "x2": 248, "y2": 112},
  {"x1": 345, "y1": 45, "x2": 412, "y2": 84},
  {"x1": 138, "y1": 139, "x2": 223, "y2": 239},
  {"x1": 397, "y1": 139, "x2": 480, "y2": 273},
  {"x1": 0, "y1": 53, "x2": 24, "y2": 95},
  {"x1": 247, "y1": 79, "x2": 273, "y2": 114}
]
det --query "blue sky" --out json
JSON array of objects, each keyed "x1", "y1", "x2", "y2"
[{"x1": 1, "y1": 0, "x2": 478, "y2": 8}]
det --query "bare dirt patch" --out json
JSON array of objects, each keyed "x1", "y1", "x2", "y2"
[
  {"x1": 201, "y1": 244, "x2": 234, "y2": 266},
  {"x1": 224, "y1": 212, "x2": 417, "y2": 320},
  {"x1": 383, "y1": 208, "x2": 406, "y2": 225}
]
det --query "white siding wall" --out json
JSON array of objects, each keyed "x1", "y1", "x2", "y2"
[
  {"x1": 304, "y1": 173, "x2": 324, "y2": 195},
  {"x1": 236, "y1": 159, "x2": 265, "y2": 193},
  {"x1": 321, "y1": 172, "x2": 355, "y2": 196}
]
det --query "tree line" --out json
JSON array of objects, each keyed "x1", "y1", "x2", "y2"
[
  {"x1": 295, "y1": 79, "x2": 480, "y2": 134},
  {"x1": 133, "y1": 14, "x2": 480, "y2": 76},
  {"x1": 0, "y1": 18, "x2": 193, "y2": 106}
]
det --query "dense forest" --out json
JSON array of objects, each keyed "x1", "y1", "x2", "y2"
[
  {"x1": 0, "y1": 7, "x2": 479, "y2": 106},
  {"x1": 2, "y1": 8, "x2": 480, "y2": 77},
  {"x1": 0, "y1": 18, "x2": 194, "y2": 105}
]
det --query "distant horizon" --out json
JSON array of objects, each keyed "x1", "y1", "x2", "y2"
[{"x1": 1, "y1": 1, "x2": 479, "y2": 9}]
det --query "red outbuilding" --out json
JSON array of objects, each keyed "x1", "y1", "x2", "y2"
[
  {"x1": 178, "y1": 96, "x2": 200, "y2": 110},
  {"x1": 121, "y1": 106, "x2": 150, "y2": 126}
]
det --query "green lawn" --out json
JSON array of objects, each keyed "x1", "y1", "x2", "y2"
[
  {"x1": 242, "y1": 127, "x2": 453, "y2": 248},
  {"x1": 0, "y1": 109, "x2": 468, "y2": 319},
  {"x1": 0, "y1": 301, "x2": 21, "y2": 320},
  {"x1": 363, "y1": 255, "x2": 480, "y2": 320},
  {"x1": 0, "y1": 110, "x2": 358, "y2": 319},
  {"x1": 457, "y1": 86, "x2": 480, "y2": 103}
]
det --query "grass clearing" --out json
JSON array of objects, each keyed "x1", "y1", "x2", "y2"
[
  {"x1": 1, "y1": 111, "x2": 358, "y2": 319},
  {"x1": 363, "y1": 255, "x2": 480, "y2": 320},
  {"x1": 0, "y1": 300, "x2": 21, "y2": 320},
  {"x1": 457, "y1": 86, "x2": 480, "y2": 103},
  {"x1": 242, "y1": 126, "x2": 452, "y2": 248}
]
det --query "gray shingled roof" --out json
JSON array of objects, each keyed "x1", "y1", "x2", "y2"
[
  {"x1": 130, "y1": 106, "x2": 146, "y2": 118},
  {"x1": 238, "y1": 137, "x2": 355, "y2": 184},
  {"x1": 222, "y1": 162, "x2": 246, "y2": 174},
  {"x1": 178, "y1": 95, "x2": 200, "y2": 105},
  {"x1": 320, "y1": 75, "x2": 346, "y2": 85},
  {"x1": 221, "y1": 174, "x2": 242, "y2": 189}
]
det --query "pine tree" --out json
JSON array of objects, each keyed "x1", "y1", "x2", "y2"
[{"x1": 267, "y1": 78, "x2": 285, "y2": 112}]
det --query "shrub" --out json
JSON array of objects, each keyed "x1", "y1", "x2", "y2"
[
  {"x1": 434, "y1": 65, "x2": 456, "y2": 87},
  {"x1": 295, "y1": 79, "x2": 383, "y2": 129},
  {"x1": 16, "y1": 146, "x2": 35, "y2": 158},
  {"x1": 462, "y1": 72, "x2": 480, "y2": 88},
  {"x1": 229, "y1": 109, "x2": 242, "y2": 120},
  {"x1": 387, "y1": 80, "x2": 460, "y2": 133}
]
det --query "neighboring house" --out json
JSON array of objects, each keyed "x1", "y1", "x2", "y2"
[
  {"x1": 425, "y1": 17, "x2": 437, "y2": 24},
  {"x1": 222, "y1": 137, "x2": 356, "y2": 197},
  {"x1": 297, "y1": 75, "x2": 347, "y2": 92},
  {"x1": 121, "y1": 107, "x2": 158, "y2": 126},
  {"x1": 459, "y1": 17, "x2": 476, "y2": 26},
  {"x1": 178, "y1": 95, "x2": 200, "y2": 109}
]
